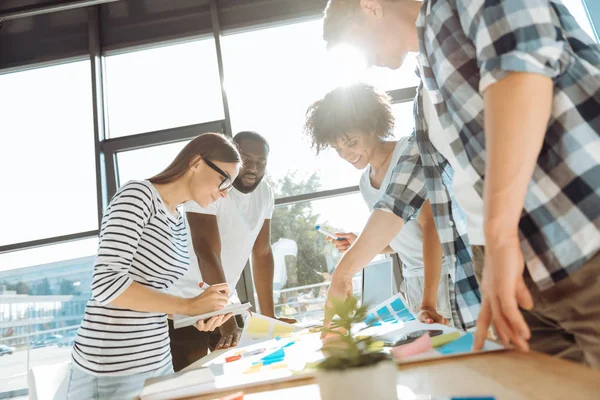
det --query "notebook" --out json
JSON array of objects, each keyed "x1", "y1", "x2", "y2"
[{"x1": 172, "y1": 302, "x2": 252, "y2": 329}]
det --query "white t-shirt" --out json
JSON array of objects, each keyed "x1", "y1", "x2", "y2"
[
  {"x1": 421, "y1": 88, "x2": 485, "y2": 245},
  {"x1": 360, "y1": 139, "x2": 447, "y2": 277},
  {"x1": 169, "y1": 180, "x2": 275, "y2": 298}
]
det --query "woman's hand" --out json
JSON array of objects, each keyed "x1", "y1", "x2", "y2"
[
  {"x1": 321, "y1": 271, "x2": 353, "y2": 337},
  {"x1": 195, "y1": 313, "x2": 233, "y2": 332},
  {"x1": 185, "y1": 283, "x2": 230, "y2": 316},
  {"x1": 325, "y1": 232, "x2": 356, "y2": 253},
  {"x1": 417, "y1": 307, "x2": 449, "y2": 325}
]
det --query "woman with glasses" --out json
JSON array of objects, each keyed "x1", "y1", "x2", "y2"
[{"x1": 66, "y1": 133, "x2": 241, "y2": 400}]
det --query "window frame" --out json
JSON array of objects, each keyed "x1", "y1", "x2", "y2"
[{"x1": 6, "y1": 0, "x2": 599, "y2": 396}]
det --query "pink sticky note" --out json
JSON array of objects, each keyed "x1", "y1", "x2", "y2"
[{"x1": 390, "y1": 333, "x2": 433, "y2": 359}]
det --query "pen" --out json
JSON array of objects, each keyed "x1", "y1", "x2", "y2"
[
  {"x1": 199, "y1": 282, "x2": 229, "y2": 295},
  {"x1": 315, "y1": 225, "x2": 344, "y2": 241},
  {"x1": 225, "y1": 348, "x2": 266, "y2": 363}
]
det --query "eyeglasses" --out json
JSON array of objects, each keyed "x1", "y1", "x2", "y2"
[{"x1": 204, "y1": 159, "x2": 233, "y2": 192}]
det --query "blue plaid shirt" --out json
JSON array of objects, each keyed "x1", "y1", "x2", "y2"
[
  {"x1": 374, "y1": 129, "x2": 481, "y2": 330},
  {"x1": 416, "y1": 0, "x2": 600, "y2": 290}
]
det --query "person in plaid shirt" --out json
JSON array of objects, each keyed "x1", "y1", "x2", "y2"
[{"x1": 321, "y1": 0, "x2": 600, "y2": 368}]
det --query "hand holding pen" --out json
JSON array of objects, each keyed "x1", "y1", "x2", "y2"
[
  {"x1": 184, "y1": 282, "x2": 230, "y2": 316},
  {"x1": 316, "y1": 225, "x2": 356, "y2": 253}
]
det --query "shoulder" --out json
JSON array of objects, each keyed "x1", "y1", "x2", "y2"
[
  {"x1": 183, "y1": 199, "x2": 219, "y2": 215},
  {"x1": 359, "y1": 168, "x2": 370, "y2": 191},
  {"x1": 258, "y1": 180, "x2": 275, "y2": 202},
  {"x1": 114, "y1": 180, "x2": 155, "y2": 204}
]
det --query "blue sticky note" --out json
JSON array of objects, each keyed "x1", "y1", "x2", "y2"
[
  {"x1": 437, "y1": 333, "x2": 474, "y2": 355},
  {"x1": 262, "y1": 356, "x2": 285, "y2": 365},
  {"x1": 390, "y1": 298, "x2": 406, "y2": 312},
  {"x1": 451, "y1": 397, "x2": 495, "y2": 400},
  {"x1": 377, "y1": 306, "x2": 393, "y2": 320},
  {"x1": 260, "y1": 349, "x2": 285, "y2": 361},
  {"x1": 258, "y1": 348, "x2": 286, "y2": 366},
  {"x1": 365, "y1": 314, "x2": 378, "y2": 325},
  {"x1": 395, "y1": 308, "x2": 415, "y2": 322}
]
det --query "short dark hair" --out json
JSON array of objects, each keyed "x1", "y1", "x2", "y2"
[
  {"x1": 233, "y1": 131, "x2": 270, "y2": 153},
  {"x1": 304, "y1": 83, "x2": 395, "y2": 154}
]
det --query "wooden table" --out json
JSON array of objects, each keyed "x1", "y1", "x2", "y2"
[{"x1": 185, "y1": 350, "x2": 600, "y2": 400}]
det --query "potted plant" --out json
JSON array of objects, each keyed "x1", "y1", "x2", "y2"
[{"x1": 316, "y1": 296, "x2": 397, "y2": 400}]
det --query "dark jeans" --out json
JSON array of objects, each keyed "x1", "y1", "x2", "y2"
[{"x1": 167, "y1": 320, "x2": 221, "y2": 372}]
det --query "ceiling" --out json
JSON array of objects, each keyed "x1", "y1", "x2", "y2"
[{"x1": 0, "y1": 0, "x2": 325, "y2": 70}]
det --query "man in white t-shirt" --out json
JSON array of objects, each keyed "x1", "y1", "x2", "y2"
[{"x1": 168, "y1": 131, "x2": 296, "y2": 371}]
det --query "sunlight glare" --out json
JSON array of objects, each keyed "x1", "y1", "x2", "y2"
[{"x1": 325, "y1": 44, "x2": 368, "y2": 89}]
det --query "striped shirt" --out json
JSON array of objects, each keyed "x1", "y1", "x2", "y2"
[{"x1": 72, "y1": 180, "x2": 189, "y2": 376}]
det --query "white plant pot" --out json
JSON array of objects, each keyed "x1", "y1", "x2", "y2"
[{"x1": 317, "y1": 360, "x2": 397, "y2": 400}]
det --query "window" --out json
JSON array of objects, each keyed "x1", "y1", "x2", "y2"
[
  {"x1": 104, "y1": 39, "x2": 224, "y2": 138},
  {"x1": 566, "y1": 0, "x2": 596, "y2": 41},
  {"x1": 222, "y1": 20, "x2": 418, "y2": 198},
  {"x1": 116, "y1": 141, "x2": 190, "y2": 186},
  {"x1": 259, "y1": 191, "x2": 377, "y2": 324},
  {"x1": 391, "y1": 101, "x2": 415, "y2": 138},
  {"x1": 0, "y1": 238, "x2": 97, "y2": 394},
  {"x1": 0, "y1": 61, "x2": 97, "y2": 246}
]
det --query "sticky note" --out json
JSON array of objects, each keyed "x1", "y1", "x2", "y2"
[
  {"x1": 365, "y1": 314, "x2": 378, "y2": 325},
  {"x1": 259, "y1": 348, "x2": 286, "y2": 365},
  {"x1": 437, "y1": 333, "x2": 474, "y2": 355},
  {"x1": 245, "y1": 316, "x2": 271, "y2": 335},
  {"x1": 367, "y1": 341, "x2": 385, "y2": 352},
  {"x1": 395, "y1": 308, "x2": 415, "y2": 322},
  {"x1": 390, "y1": 298, "x2": 406, "y2": 312},
  {"x1": 377, "y1": 306, "x2": 393, "y2": 320},
  {"x1": 430, "y1": 331, "x2": 461, "y2": 348},
  {"x1": 390, "y1": 334, "x2": 432, "y2": 359},
  {"x1": 269, "y1": 362, "x2": 288, "y2": 370},
  {"x1": 273, "y1": 322, "x2": 298, "y2": 335}
]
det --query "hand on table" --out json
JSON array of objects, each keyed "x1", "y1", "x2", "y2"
[
  {"x1": 216, "y1": 317, "x2": 242, "y2": 350},
  {"x1": 474, "y1": 237, "x2": 534, "y2": 352},
  {"x1": 321, "y1": 271, "x2": 353, "y2": 338},
  {"x1": 418, "y1": 307, "x2": 450, "y2": 326},
  {"x1": 276, "y1": 317, "x2": 297, "y2": 324}
]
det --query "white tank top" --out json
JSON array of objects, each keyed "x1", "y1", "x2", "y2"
[{"x1": 359, "y1": 139, "x2": 447, "y2": 277}]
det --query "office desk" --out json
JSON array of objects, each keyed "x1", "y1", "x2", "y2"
[{"x1": 185, "y1": 350, "x2": 600, "y2": 400}]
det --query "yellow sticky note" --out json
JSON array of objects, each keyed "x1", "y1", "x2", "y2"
[
  {"x1": 243, "y1": 363, "x2": 263, "y2": 374},
  {"x1": 272, "y1": 324, "x2": 297, "y2": 335},
  {"x1": 368, "y1": 341, "x2": 385, "y2": 352},
  {"x1": 431, "y1": 331, "x2": 461, "y2": 348},
  {"x1": 245, "y1": 316, "x2": 271, "y2": 335},
  {"x1": 269, "y1": 362, "x2": 288, "y2": 370}
]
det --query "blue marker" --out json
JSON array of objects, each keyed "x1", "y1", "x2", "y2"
[{"x1": 315, "y1": 225, "x2": 344, "y2": 241}]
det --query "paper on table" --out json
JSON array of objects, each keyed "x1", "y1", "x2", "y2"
[
  {"x1": 364, "y1": 293, "x2": 416, "y2": 326},
  {"x1": 390, "y1": 333, "x2": 432, "y2": 359},
  {"x1": 242, "y1": 313, "x2": 302, "y2": 343},
  {"x1": 173, "y1": 302, "x2": 252, "y2": 329},
  {"x1": 140, "y1": 368, "x2": 215, "y2": 400},
  {"x1": 437, "y1": 332, "x2": 476, "y2": 355}
]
